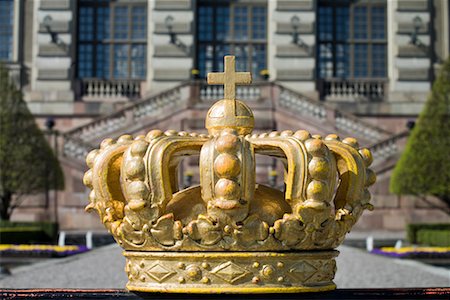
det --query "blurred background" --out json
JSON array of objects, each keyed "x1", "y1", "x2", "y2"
[{"x1": 0, "y1": 0, "x2": 449, "y2": 288}]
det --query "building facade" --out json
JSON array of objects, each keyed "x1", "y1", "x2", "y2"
[{"x1": 2, "y1": 0, "x2": 450, "y2": 231}]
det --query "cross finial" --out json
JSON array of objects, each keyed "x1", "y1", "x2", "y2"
[{"x1": 207, "y1": 56, "x2": 252, "y2": 100}]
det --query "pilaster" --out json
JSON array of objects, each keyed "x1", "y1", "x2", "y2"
[
  {"x1": 27, "y1": 0, "x2": 75, "y2": 111},
  {"x1": 147, "y1": 0, "x2": 194, "y2": 94},
  {"x1": 269, "y1": 0, "x2": 317, "y2": 98}
]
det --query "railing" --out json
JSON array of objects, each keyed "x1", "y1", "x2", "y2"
[
  {"x1": 278, "y1": 85, "x2": 391, "y2": 141},
  {"x1": 64, "y1": 83, "x2": 188, "y2": 147},
  {"x1": 62, "y1": 135, "x2": 95, "y2": 163},
  {"x1": 279, "y1": 87, "x2": 328, "y2": 121},
  {"x1": 368, "y1": 130, "x2": 410, "y2": 167},
  {"x1": 79, "y1": 78, "x2": 143, "y2": 101},
  {"x1": 199, "y1": 82, "x2": 264, "y2": 101},
  {"x1": 318, "y1": 78, "x2": 388, "y2": 102}
]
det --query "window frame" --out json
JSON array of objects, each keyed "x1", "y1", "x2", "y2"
[
  {"x1": 195, "y1": 0, "x2": 268, "y2": 78},
  {"x1": 316, "y1": 0, "x2": 387, "y2": 79},
  {"x1": 76, "y1": 0, "x2": 147, "y2": 80}
]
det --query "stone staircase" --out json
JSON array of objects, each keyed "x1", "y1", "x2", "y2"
[{"x1": 61, "y1": 81, "x2": 407, "y2": 171}]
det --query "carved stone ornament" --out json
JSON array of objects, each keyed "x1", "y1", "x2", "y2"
[{"x1": 84, "y1": 56, "x2": 375, "y2": 293}]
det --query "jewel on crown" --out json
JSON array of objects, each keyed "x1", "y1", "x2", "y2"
[{"x1": 83, "y1": 56, "x2": 375, "y2": 293}]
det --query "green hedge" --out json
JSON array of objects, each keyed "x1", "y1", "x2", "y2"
[
  {"x1": 0, "y1": 221, "x2": 58, "y2": 244},
  {"x1": 407, "y1": 223, "x2": 450, "y2": 246}
]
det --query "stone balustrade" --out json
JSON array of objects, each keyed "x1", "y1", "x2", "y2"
[
  {"x1": 278, "y1": 86, "x2": 389, "y2": 141},
  {"x1": 279, "y1": 87, "x2": 327, "y2": 121},
  {"x1": 368, "y1": 131, "x2": 410, "y2": 166},
  {"x1": 319, "y1": 78, "x2": 388, "y2": 102},
  {"x1": 200, "y1": 83, "x2": 263, "y2": 101},
  {"x1": 62, "y1": 135, "x2": 94, "y2": 162},
  {"x1": 80, "y1": 78, "x2": 143, "y2": 101}
]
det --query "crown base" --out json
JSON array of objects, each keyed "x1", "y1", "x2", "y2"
[{"x1": 125, "y1": 251, "x2": 338, "y2": 293}]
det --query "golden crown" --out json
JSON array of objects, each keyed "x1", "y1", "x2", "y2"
[{"x1": 83, "y1": 56, "x2": 375, "y2": 293}]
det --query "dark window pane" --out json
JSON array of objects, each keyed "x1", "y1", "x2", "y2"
[
  {"x1": 317, "y1": 0, "x2": 386, "y2": 78},
  {"x1": 196, "y1": 2, "x2": 267, "y2": 78},
  {"x1": 353, "y1": 6, "x2": 368, "y2": 40},
  {"x1": 0, "y1": 0, "x2": 14, "y2": 61},
  {"x1": 77, "y1": 1, "x2": 147, "y2": 79},
  {"x1": 371, "y1": 6, "x2": 386, "y2": 39}
]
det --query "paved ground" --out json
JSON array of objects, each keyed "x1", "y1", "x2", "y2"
[{"x1": 0, "y1": 244, "x2": 449, "y2": 289}]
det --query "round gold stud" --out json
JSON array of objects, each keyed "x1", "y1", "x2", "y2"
[
  {"x1": 305, "y1": 138, "x2": 326, "y2": 156},
  {"x1": 164, "y1": 130, "x2": 178, "y2": 136},
  {"x1": 145, "y1": 129, "x2": 163, "y2": 141},
  {"x1": 186, "y1": 265, "x2": 202, "y2": 281},
  {"x1": 140, "y1": 276, "x2": 146, "y2": 282},
  {"x1": 130, "y1": 140, "x2": 148, "y2": 156},
  {"x1": 261, "y1": 265, "x2": 275, "y2": 278},
  {"x1": 276, "y1": 262, "x2": 284, "y2": 268},
  {"x1": 325, "y1": 134, "x2": 340, "y2": 141},
  {"x1": 308, "y1": 157, "x2": 330, "y2": 180},
  {"x1": 365, "y1": 169, "x2": 376, "y2": 186},
  {"x1": 252, "y1": 262, "x2": 260, "y2": 268},
  {"x1": 126, "y1": 158, "x2": 145, "y2": 179},
  {"x1": 359, "y1": 148, "x2": 373, "y2": 166},
  {"x1": 281, "y1": 130, "x2": 294, "y2": 137},
  {"x1": 216, "y1": 134, "x2": 239, "y2": 152},
  {"x1": 83, "y1": 170, "x2": 93, "y2": 188},
  {"x1": 117, "y1": 135, "x2": 132, "y2": 144},
  {"x1": 100, "y1": 138, "x2": 114, "y2": 149},
  {"x1": 214, "y1": 153, "x2": 241, "y2": 178},
  {"x1": 214, "y1": 179, "x2": 241, "y2": 200},
  {"x1": 277, "y1": 276, "x2": 284, "y2": 283},
  {"x1": 312, "y1": 134, "x2": 322, "y2": 139},
  {"x1": 127, "y1": 181, "x2": 149, "y2": 199},
  {"x1": 88, "y1": 190, "x2": 96, "y2": 202},
  {"x1": 201, "y1": 262, "x2": 210, "y2": 269},
  {"x1": 178, "y1": 276, "x2": 185, "y2": 284},
  {"x1": 294, "y1": 130, "x2": 311, "y2": 141},
  {"x1": 190, "y1": 132, "x2": 199, "y2": 137},
  {"x1": 343, "y1": 137, "x2": 359, "y2": 148},
  {"x1": 178, "y1": 131, "x2": 189, "y2": 136},
  {"x1": 177, "y1": 262, "x2": 185, "y2": 269},
  {"x1": 269, "y1": 131, "x2": 280, "y2": 137},
  {"x1": 134, "y1": 134, "x2": 145, "y2": 141},
  {"x1": 201, "y1": 276, "x2": 210, "y2": 284},
  {"x1": 139, "y1": 262, "x2": 145, "y2": 268},
  {"x1": 86, "y1": 149, "x2": 99, "y2": 168},
  {"x1": 306, "y1": 180, "x2": 328, "y2": 202}
]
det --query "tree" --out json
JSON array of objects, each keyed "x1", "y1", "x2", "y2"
[
  {"x1": 390, "y1": 58, "x2": 450, "y2": 209},
  {"x1": 0, "y1": 64, "x2": 64, "y2": 220}
]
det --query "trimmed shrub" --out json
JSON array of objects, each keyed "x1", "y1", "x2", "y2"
[
  {"x1": 0, "y1": 221, "x2": 58, "y2": 244},
  {"x1": 407, "y1": 223, "x2": 450, "y2": 246}
]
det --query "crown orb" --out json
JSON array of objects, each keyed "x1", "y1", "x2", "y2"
[
  {"x1": 214, "y1": 153, "x2": 241, "y2": 178},
  {"x1": 205, "y1": 100, "x2": 254, "y2": 136}
]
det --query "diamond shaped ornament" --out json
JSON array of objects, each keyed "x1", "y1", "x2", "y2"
[
  {"x1": 211, "y1": 261, "x2": 251, "y2": 284},
  {"x1": 146, "y1": 262, "x2": 176, "y2": 283}
]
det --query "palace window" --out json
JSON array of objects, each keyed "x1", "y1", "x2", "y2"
[
  {"x1": 317, "y1": 0, "x2": 387, "y2": 78},
  {"x1": 77, "y1": 0, "x2": 147, "y2": 79},
  {"x1": 196, "y1": 1, "x2": 267, "y2": 78},
  {"x1": 0, "y1": 0, "x2": 14, "y2": 61}
]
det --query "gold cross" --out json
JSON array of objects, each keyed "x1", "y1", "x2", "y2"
[{"x1": 207, "y1": 56, "x2": 252, "y2": 100}]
